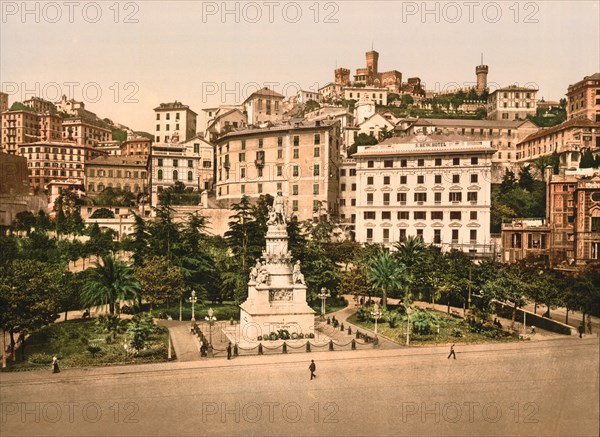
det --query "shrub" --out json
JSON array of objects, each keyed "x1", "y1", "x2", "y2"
[
  {"x1": 87, "y1": 345, "x2": 102, "y2": 357},
  {"x1": 384, "y1": 311, "x2": 402, "y2": 328},
  {"x1": 451, "y1": 328, "x2": 463, "y2": 338},
  {"x1": 412, "y1": 308, "x2": 442, "y2": 335},
  {"x1": 28, "y1": 353, "x2": 53, "y2": 365}
]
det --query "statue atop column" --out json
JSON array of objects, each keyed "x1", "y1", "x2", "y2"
[{"x1": 272, "y1": 192, "x2": 287, "y2": 226}]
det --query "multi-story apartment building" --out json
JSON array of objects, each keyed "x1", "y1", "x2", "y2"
[
  {"x1": 353, "y1": 135, "x2": 495, "y2": 257},
  {"x1": 502, "y1": 168, "x2": 600, "y2": 267},
  {"x1": 338, "y1": 158, "x2": 357, "y2": 237},
  {"x1": 55, "y1": 95, "x2": 96, "y2": 118},
  {"x1": 517, "y1": 117, "x2": 600, "y2": 168},
  {"x1": 1, "y1": 110, "x2": 63, "y2": 153},
  {"x1": 86, "y1": 155, "x2": 148, "y2": 196},
  {"x1": 318, "y1": 83, "x2": 344, "y2": 102},
  {"x1": 214, "y1": 120, "x2": 342, "y2": 221},
  {"x1": 62, "y1": 118, "x2": 112, "y2": 147},
  {"x1": 343, "y1": 86, "x2": 387, "y2": 106},
  {"x1": 405, "y1": 118, "x2": 539, "y2": 183},
  {"x1": 205, "y1": 108, "x2": 247, "y2": 142},
  {"x1": 120, "y1": 135, "x2": 152, "y2": 157},
  {"x1": 487, "y1": 86, "x2": 538, "y2": 121},
  {"x1": 296, "y1": 90, "x2": 321, "y2": 104},
  {"x1": 149, "y1": 134, "x2": 213, "y2": 205},
  {"x1": 18, "y1": 140, "x2": 106, "y2": 190},
  {"x1": 566, "y1": 73, "x2": 600, "y2": 121},
  {"x1": 154, "y1": 101, "x2": 198, "y2": 143},
  {"x1": 96, "y1": 141, "x2": 122, "y2": 156},
  {"x1": 23, "y1": 97, "x2": 56, "y2": 113},
  {"x1": 243, "y1": 88, "x2": 285, "y2": 125},
  {"x1": 0, "y1": 92, "x2": 8, "y2": 113}
]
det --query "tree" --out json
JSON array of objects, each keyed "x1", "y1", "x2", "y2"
[
  {"x1": 85, "y1": 223, "x2": 116, "y2": 258},
  {"x1": 158, "y1": 181, "x2": 200, "y2": 206},
  {"x1": 368, "y1": 250, "x2": 406, "y2": 309},
  {"x1": 148, "y1": 205, "x2": 180, "y2": 261},
  {"x1": 12, "y1": 211, "x2": 36, "y2": 236},
  {"x1": 93, "y1": 187, "x2": 136, "y2": 207},
  {"x1": 347, "y1": 133, "x2": 378, "y2": 156},
  {"x1": 0, "y1": 260, "x2": 63, "y2": 360},
  {"x1": 339, "y1": 266, "x2": 369, "y2": 300},
  {"x1": 90, "y1": 208, "x2": 115, "y2": 219},
  {"x1": 81, "y1": 255, "x2": 140, "y2": 315},
  {"x1": 500, "y1": 170, "x2": 517, "y2": 193},
  {"x1": 135, "y1": 256, "x2": 184, "y2": 308},
  {"x1": 518, "y1": 165, "x2": 535, "y2": 191},
  {"x1": 533, "y1": 156, "x2": 554, "y2": 181},
  {"x1": 225, "y1": 196, "x2": 258, "y2": 272},
  {"x1": 579, "y1": 149, "x2": 595, "y2": 168}
]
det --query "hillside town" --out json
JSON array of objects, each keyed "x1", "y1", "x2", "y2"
[{"x1": 2, "y1": 53, "x2": 599, "y2": 269}]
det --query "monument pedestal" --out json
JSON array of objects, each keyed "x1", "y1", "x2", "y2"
[{"x1": 239, "y1": 208, "x2": 315, "y2": 343}]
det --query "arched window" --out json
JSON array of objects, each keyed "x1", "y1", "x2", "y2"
[
  {"x1": 157, "y1": 170, "x2": 163, "y2": 180},
  {"x1": 173, "y1": 170, "x2": 178, "y2": 181},
  {"x1": 188, "y1": 171, "x2": 193, "y2": 181}
]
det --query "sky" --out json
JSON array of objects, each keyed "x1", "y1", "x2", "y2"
[{"x1": 1, "y1": 0, "x2": 599, "y2": 133}]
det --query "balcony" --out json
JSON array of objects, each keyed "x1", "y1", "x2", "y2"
[{"x1": 255, "y1": 159, "x2": 265, "y2": 168}]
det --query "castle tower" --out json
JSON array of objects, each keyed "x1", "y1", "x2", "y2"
[
  {"x1": 335, "y1": 67, "x2": 351, "y2": 86},
  {"x1": 476, "y1": 55, "x2": 489, "y2": 95},
  {"x1": 366, "y1": 50, "x2": 379, "y2": 75}
]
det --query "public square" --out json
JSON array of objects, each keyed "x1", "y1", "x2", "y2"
[{"x1": 1, "y1": 337, "x2": 598, "y2": 437}]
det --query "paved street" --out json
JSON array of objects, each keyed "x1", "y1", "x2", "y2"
[{"x1": 1, "y1": 337, "x2": 597, "y2": 437}]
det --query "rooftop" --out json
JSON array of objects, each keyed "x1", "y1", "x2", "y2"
[
  {"x1": 154, "y1": 101, "x2": 197, "y2": 115},
  {"x1": 518, "y1": 117, "x2": 600, "y2": 144},
  {"x1": 413, "y1": 118, "x2": 536, "y2": 129},
  {"x1": 86, "y1": 155, "x2": 147, "y2": 167},
  {"x1": 217, "y1": 119, "x2": 338, "y2": 142},
  {"x1": 490, "y1": 85, "x2": 539, "y2": 93},
  {"x1": 243, "y1": 87, "x2": 285, "y2": 104},
  {"x1": 354, "y1": 135, "x2": 495, "y2": 157}
]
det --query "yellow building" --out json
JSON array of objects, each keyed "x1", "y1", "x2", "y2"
[{"x1": 566, "y1": 73, "x2": 600, "y2": 122}]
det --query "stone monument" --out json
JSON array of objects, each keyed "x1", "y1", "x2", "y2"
[{"x1": 239, "y1": 193, "x2": 316, "y2": 341}]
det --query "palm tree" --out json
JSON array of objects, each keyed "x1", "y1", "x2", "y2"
[
  {"x1": 368, "y1": 250, "x2": 405, "y2": 309},
  {"x1": 394, "y1": 235, "x2": 426, "y2": 268},
  {"x1": 81, "y1": 255, "x2": 140, "y2": 315}
]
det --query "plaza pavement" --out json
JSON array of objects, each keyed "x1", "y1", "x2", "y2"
[{"x1": 1, "y1": 337, "x2": 597, "y2": 437}]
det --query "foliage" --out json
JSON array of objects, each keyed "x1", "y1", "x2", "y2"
[
  {"x1": 90, "y1": 208, "x2": 115, "y2": 219},
  {"x1": 368, "y1": 249, "x2": 407, "y2": 308},
  {"x1": 127, "y1": 315, "x2": 156, "y2": 352},
  {"x1": 158, "y1": 181, "x2": 201, "y2": 206},
  {"x1": 348, "y1": 133, "x2": 378, "y2": 156},
  {"x1": 93, "y1": 188, "x2": 136, "y2": 207},
  {"x1": 410, "y1": 308, "x2": 443, "y2": 335},
  {"x1": 135, "y1": 256, "x2": 184, "y2": 308},
  {"x1": 81, "y1": 255, "x2": 140, "y2": 314}
]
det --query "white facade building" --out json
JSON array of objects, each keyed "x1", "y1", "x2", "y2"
[
  {"x1": 343, "y1": 86, "x2": 388, "y2": 106},
  {"x1": 353, "y1": 135, "x2": 495, "y2": 257},
  {"x1": 487, "y1": 86, "x2": 538, "y2": 121},
  {"x1": 149, "y1": 134, "x2": 213, "y2": 206},
  {"x1": 154, "y1": 101, "x2": 198, "y2": 143},
  {"x1": 296, "y1": 90, "x2": 321, "y2": 104}
]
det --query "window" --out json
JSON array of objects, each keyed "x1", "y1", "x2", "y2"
[
  {"x1": 434, "y1": 229, "x2": 441, "y2": 244},
  {"x1": 278, "y1": 137, "x2": 283, "y2": 147},
  {"x1": 397, "y1": 193, "x2": 406, "y2": 204},
  {"x1": 431, "y1": 211, "x2": 443, "y2": 220},
  {"x1": 383, "y1": 176, "x2": 390, "y2": 185},
  {"x1": 435, "y1": 158, "x2": 442, "y2": 166},
  {"x1": 173, "y1": 159, "x2": 179, "y2": 167},
  {"x1": 468, "y1": 192, "x2": 478, "y2": 203},
  {"x1": 417, "y1": 175, "x2": 424, "y2": 184},
  {"x1": 293, "y1": 149, "x2": 299, "y2": 159},
  {"x1": 293, "y1": 136, "x2": 299, "y2": 146},
  {"x1": 313, "y1": 184, "x2": 320, "y2": 195},
  {"x1": 364, "y1": 211, "x2": 376, "y2": 220},
  {"x1": 277, "y1": 165, "x2": 283, "y2": 177},
  {"x1": 592, "y1": 217, "x2": 600, "y2": 232},
  {"x1": 470, "y1": 174, "x2": 478, "y2": 183},
  {"x1": 241, "y1": 140, "x2": 246, "y2": 150},
  {"x1": 471, "y1": 157, "x2": 478, "y2": 165},
  {"x1": 277, "y1": 149, "x2": 283, "y2": 159},
  {"x1": 414, "y1": 193, "x2": 427, "y2": 203},
  {"x1": 157, "y1": 170, "x2": 163, "y2": 180},
  {"x1": 239, "y1": 152, "x2": 246, "y2": 162},
  {"x1": 470, "y1": 230, "x2": 477, "y2": 242},
  {"x1": 434, "y1": 193, "x2": 442, "y2": 204},
  {"x1": 452, "y1": 229, "x2": 459, "y2": 243},
  {"x1": 368, "y1": 160, "x2": 374, "y2": 168},
  {"x1": 188, "y1": 160, "x2": 193, "y2": 168},
  {"x1": 157, "y1": 158, "x2": 163, "y2": 167},
  {"x1": 367, "y1": 193, "x2": 374, "y2": 205},
  {"x1": 241, "y1": 168, "x2": 246, "y2": 178},
  {"x1": 399, "y1": 229, "x2": 407, "y2": 241},
  {"x1": 453, "y1": 158, "x2": 460, "y2": 166},
  {"x1": 449, "y1": 192, "x2": 462, "y2": 202},
  {"x1": 292, "y1": 200, "x2": 299, "y2": 211},
  {"x1": 188, "y1": 171, "x2": 193, "y2": 181},
  {"x1": 416, "y1": 229, "x2": 424, "y2": 239},
  {"x1": 241, "y1": 184, "x2": 245, "y2": 194},
  {"x1": 383, "y1": 229, "x2": 390, "y2": 243},
  {"x1": 366, "y1": 228, "x2": 373, "y2": 242},
  {"x1": 293, "y1": 166, "x2": 299, "y2": 177},
  {"x1": 400, "y1": 176, "x2": 407, "y2": 184},
  {"x1": 435, "y1": 175, "x2": 442, "y2": 184},
  {"x1": 341, "y1": 183, "x2": 346, "y2": 191},
  {"x1": 383, "y1": 193, "x2": 390, "y2": 205},
  {"x1": 400, "y1": 159, "x2": 407, "y2": 167},
  {"x1": 382, "y1": 211, "x2": 391, "y2": 220},
  {"x1": 384, "y1": 160, "x2": 393, "y2": 168},
  {"x1": 292, "y1": 185, "x2": 298, "y2": 195},
  {"x1": 414, "y1": 211, "x2": 426, "y2": 220},
  {"x1": 313, "y1": 164, "x2": 320, "y2": 176},
  {"x1": 314, "y1": 147, "x2": 320, "y2": 157},
  {"x1": 470, "y1": 211, "x2": 478, "y2": 220},
  {"x1": 258, "y1": 183, "x2": 263, "y2": 193},
  {"x1": 367, "y1": 176, "x2": 374, "y2": 185},
  {"x1": 173, "y1": 170, "x2": 178, "y2": 180},
  {"x1": 314, "y1": 134, "x2": 321, "y2": 145},
  {"x1": 398, "y1": 211, "x2": 409, "y2": 220},
  {"x1": 257, "y1": 168, "x2": 263, "y2": 178},
  {"x1": 452, "y1": 174, "x2": 460, "y2": 183},
  {"x1": 450, "y1": 211, "x2": 462, "y2": 220},
  {"x1": 351, "y1": 183, "x2": 357, "y2": 191},
  {"x1": 417, "y1": 159, "x2": 424, "y2": 167}
]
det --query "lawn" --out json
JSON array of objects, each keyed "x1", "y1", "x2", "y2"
[
  {"x1": 310, "y1": 296, "x2": 349, "y2": 315},
  {"x1": 347, "y1": 308, "x2": 520, "y2": 345},
  {"x1": 147, "y1": 301, "x2": 241, "y2": 322},
  {"x1": 3, "y1": 318, "x2": 171, "y2": 372}
]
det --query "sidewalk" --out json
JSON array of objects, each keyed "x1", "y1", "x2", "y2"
[{"x1": 155, "y1": 320, "x2": 199, "y2": 362}]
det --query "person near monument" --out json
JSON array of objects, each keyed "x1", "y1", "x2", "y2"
[
  {"x1": 257, "y1": 261, "x2": 269, "y2": 285},
  {"x1": 249, "y1": 259, "x2": 261, "y2": 282},
  {"x1": 309, "y1": 360, "x2": 316, "y2": 380}
]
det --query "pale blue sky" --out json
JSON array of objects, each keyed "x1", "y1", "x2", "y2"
[{"x1": 1, "y1": 1, "x2": 598, "y2": 133}]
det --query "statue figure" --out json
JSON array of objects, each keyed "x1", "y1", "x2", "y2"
[
  {"x1": 292, "y1": 260, "x2": 305, "y2": 285},
  {"x1": 267, "y1": 206, "x2": 277, "y2": 226},
  {"x1": 273, "y1": 192, "x2": 286, "y2": 225},
  {"x1": 249, "y1": 259, "x2": 261, "y2": 282},
  {"x1": 257, "y1": 261, "x2": 269, "y2": 285}
]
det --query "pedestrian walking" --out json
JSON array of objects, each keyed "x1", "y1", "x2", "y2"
[
  {"x1": 51, "y1": 356, "x2": 60, "y2": 373},
  {"x1": 587, "y1": 318, "x2": 592, "y2": 335},
  {"x1": 227, "y1": 342, "x2": 232, "y2": 360},
  {"x1": 309, "y1": 360, "x2": 316, "y2": 380},
  {"x1": 578, "y1": 323, "x2": 584, "y2": 338},
  {"x1": 447, "y1": 344, "x2": 456, "y2": 360}
]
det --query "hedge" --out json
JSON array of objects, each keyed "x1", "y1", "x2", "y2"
[{"x1": 493, "y1": 302, "x2": 574, "y2": 335}]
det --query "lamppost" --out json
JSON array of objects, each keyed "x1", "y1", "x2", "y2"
[
  {"x1": 317, "y1": 288, "x2": 330, "y2": 320},
  {"x1": 371, "y1": 303, "x2": 383, "y2": 335},
  {"x1": 205, "y1": 307, "x2": 216, "y2": 346},
  {"x1": 406, "y1": 307, "x2": 413, "y2": 346},
  {"x1": 189, "y1": 290, "x2": 198, "y2": 321}
]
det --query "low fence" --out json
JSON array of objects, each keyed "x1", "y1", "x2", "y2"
[
  {"x1": 493, "y1": 301, "x2": 575, "y2": 336},
  {"x1": 190, "y1": 323, "x2": 378, "y2": 358}
]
